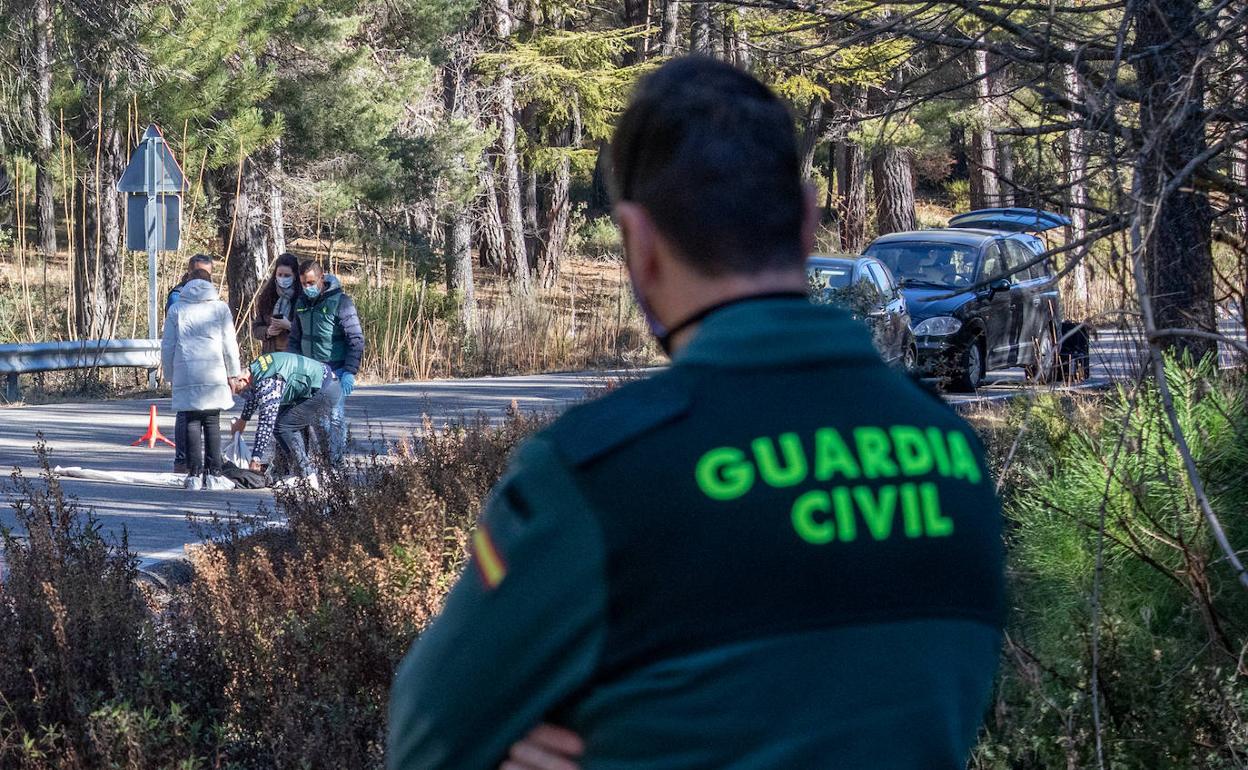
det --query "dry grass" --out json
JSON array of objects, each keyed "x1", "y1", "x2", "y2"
[{"x1": 0, "y1": 243, "x2": 657, "y2": 401}]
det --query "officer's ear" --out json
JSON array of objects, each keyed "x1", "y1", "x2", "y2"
[
  {"x1": 614, "y1": 202, "x2": 660, "y2": 286},
  {"x1": 800, "y1": 182, "x2": 819, "y2": 258}
]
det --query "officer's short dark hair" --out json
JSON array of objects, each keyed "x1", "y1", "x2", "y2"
[
  {"x1": 610, "y1": 57, "x2": 805, "y2": 275},
  {"x1": 188, "y1": 253, "x2": 213, "y2": 269},
  {"x1": 299, "y1": 260, "x2": 324, "y2": 278}
]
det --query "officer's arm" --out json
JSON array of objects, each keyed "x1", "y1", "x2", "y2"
[
  {"x1": 286, "y1": 309, "x2": 301, "y2": 353},
  {"x1": 388, "y1": 437, "x2": 607, "y2": 770},
  {"x1": 338, "y1": 296, "x2": 365, "y2": 375}
]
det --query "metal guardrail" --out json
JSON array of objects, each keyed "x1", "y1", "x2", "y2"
[{"x1": 0, "y1": 339, "x2": 161, "y2": 402}]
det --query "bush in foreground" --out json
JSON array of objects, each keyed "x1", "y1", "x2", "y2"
[
  {"x1": 0, "y1": 412, "x2": 547, "y2": 768},
  {"x1": 971, "y1": 358, "x2": 1248, "y2": 768}
]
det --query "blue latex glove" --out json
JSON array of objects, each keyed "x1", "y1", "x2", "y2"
[{"x1": 339, "y1": 371, "x2": 355, "y2": 396}]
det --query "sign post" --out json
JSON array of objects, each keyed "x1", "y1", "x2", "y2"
[{"x1": 117, "y1": 124, "x2": 186, "y2": 389}]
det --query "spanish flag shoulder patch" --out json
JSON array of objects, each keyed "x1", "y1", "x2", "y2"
[{"x1": 472, "y1": 525, "x2": 508, "y2": 590}]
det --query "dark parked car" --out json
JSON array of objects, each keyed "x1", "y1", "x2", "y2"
[
  {"x1": 807, "y1": 255, "x2": 916, "y2": 369},
  {"x1": 862, "y1": 209, "x2": 1069, "y2": 391}
]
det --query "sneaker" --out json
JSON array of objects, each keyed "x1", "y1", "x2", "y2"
[
  {"x1": 205, "y1": 475, "x2": 235, "y2": 491},
  {"x1": 183, "y1": 475, "x2": 203, "y2": 491},
  {"x1": 273, "y1": 473, "x2": 319, "y2": 491}
]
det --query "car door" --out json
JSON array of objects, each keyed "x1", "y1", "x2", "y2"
[
  {"x1": 850, "y1": 262, "x2": 888, "y2": 357},
  {"x1": 1002, "y1": 239, "x2": 1040, "y2": 365},
  {"x1": 1018, "y1": 236, "x2": 1062, "y2": 340},
  {"x1": 977, "y1": 240, "x2": 1015, "y2": 368},
  {"x1": 865, "y1": 261, "x2": 907, "y2": 363}
]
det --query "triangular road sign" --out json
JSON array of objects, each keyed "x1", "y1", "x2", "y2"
[{"x1": 117, "y1": 124, "x2": 186, "y2": 194}]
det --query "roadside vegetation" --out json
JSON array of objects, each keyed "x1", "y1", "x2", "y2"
[{"x1": 2, "y1": 360, "x2": 1245, "y2": 767}]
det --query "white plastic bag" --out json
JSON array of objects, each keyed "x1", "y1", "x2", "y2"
[{"x1": 225, "y1": 432, "x2": 250, "y2": 467}]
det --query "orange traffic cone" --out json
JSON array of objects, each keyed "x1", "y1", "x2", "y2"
[{"x1": 132, "y1": 404, "x2": 175, "y2": 448}]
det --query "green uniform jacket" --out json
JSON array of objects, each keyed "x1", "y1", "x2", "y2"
[
  {"x1": 388, "y1": 297, "x2": 1005, "y2": 770},
  {"x1": 288, "y1": 275, "x2": 365, "y2": 374},
  {"x1": 249, "y1": 351, "x2": 327, "y2": 405}
]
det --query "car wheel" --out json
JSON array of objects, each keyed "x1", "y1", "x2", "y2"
[
  {"x1": 946, "y1": 338, "x2": 984, "y2": 393},
  {"x1": 1024, "y1": 326, "x2": 1058, "y2": 384},
  {"x1": 901, "y1": 344, "x2": 918, "y2": 372}
]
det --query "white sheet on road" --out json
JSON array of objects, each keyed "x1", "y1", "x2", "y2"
[{"x1": 53, "y1": 466, "x2": 188, "y2": 488}]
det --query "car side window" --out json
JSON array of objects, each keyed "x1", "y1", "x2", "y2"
[
  {"x1": 980, "y1": 242, "x2": 1007, "y2": 282},
  {"x1": 867, "y1": 263, "x2": 894, "y2": 295},
  {"x1": 1001, "y1": 240, "x2": 1034, "y2": 282}
]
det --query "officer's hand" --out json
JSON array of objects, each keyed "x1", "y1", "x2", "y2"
[
  {"x1": 340, "y1": 372, "x2": 355, "y2": 396},
  {"x1": 501, "y1": 724, "x2": 583, "y2": 770},
  {"x1": 231, "y1": 418, "x2": 247, "y2": 435},
  {"x1": 249, "y1": 459, "x2": 264, "y2": 474}
]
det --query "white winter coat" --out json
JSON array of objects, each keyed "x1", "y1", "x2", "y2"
[{"x1": 161, "y1": 279, "x2": 241, "y2": 412}]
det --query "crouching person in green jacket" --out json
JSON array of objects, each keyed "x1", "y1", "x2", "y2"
[
  {"x1": 229, "y1": 352, "x2": 341, "y2": 489},
  {"x1": 388, "y1": 57, "x2": 1005, "y2": 770}
]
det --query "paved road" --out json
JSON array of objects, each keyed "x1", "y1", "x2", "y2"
[
  {"x1": 1, "y1": 321, "x2": 1242, "y2": 564},
  {"x1": 1, "y1": 371, "x2": 616, "y2": 563}
]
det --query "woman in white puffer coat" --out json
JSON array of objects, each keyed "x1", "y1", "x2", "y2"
[{"x1": 161, "y1": 269, "x2": 242, "y2": 490}]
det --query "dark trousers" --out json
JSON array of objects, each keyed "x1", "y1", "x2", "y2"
[
  {"x1": 275, "y1": 377, "x2": 341, "y2": 477},
  {"x1": 174, "y1": 411, "x2": 188, "y2": 468},
  {"x1": 182, "y1": 410, "x2": 222, "y2": 477}
]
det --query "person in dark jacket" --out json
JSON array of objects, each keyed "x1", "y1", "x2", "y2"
[
  {"x1": 166, "y1": 252, "x2": 215, "y2": 474},
  {"x1": 251, "y1": 253, "x2": 301, "y2": 355},
  {"x1": 287, "y1": 260, "x2": 365, "y2": 463},
  {"x1": 387, "y1": 58, "x2": 1005, "y2": 770}
]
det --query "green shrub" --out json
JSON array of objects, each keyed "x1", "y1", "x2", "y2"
[
  {"x1": 973, "y1": 358, "x2": 1248, "y2": 768},
  {"x1": 578, "y1": 215, "x2": 623, "y2": 261}
]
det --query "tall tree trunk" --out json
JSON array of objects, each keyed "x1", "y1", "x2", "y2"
[
  {"x1": 872, "y1": 146, "x2": 916, "y2": 235},
  {"x1": 443, "y1": 49, "x2": 477, "y2": 329},
  {"x1": 798, "y1": 98, "x2": 826, "y2": 181},
  {"x1": 537, "y1": 101, "x2": 582, "y2": 289},
  {"x1": 268, "y1": 139, "x2": 287, "y2": 257},
  {"x1": 660, "y1": 0, "x2": 680, "y2": 56},
  {"x1": 32, "y1": 0, "x2": 57, "y2": 261},
  {"x1": 822, "y1": 143, "x2": 841, "y2": 247},
  {"x1": 446, "y1": 213, "x2": 475, "y2": 329},
  {"x1": 72, "y1": 90, "x2": 123, "y2": 339},
  {"x1": 949, "y1": 125, "x2": 969, "y2": 181},
  {"x1": 708, "y1": 5, "x2": 724, "y2": 59},
  {"x1": 1231, "y1": 31, "x2": 1248, "y2": 237},
  {"x1": 1132, "y1": 0, "x2": 1216, "y2": 357},
  {"x1": 489, "y1": 0, "x2": 531, "y2": 292},
  {"x1": 690, "y1": 0, "x2": 710, "y2": 54},
  {"x1": 476, "y1": 164, "x2": 505, "y2": 269},
  {"x1": 523, "y1": 163, "x2": 540, "y2": 269},
  {"x1": 996, "y1": 139, "x2": 1015, "y2": 207},
  {"x1": 218, "y1": 157, "x2": 269, "y2": 322},
  {"x1": 730, "y1": 7, "x2": 749, "y2": 67},
  {"x1": 836, "y1": 88, "x2": 869, "y2": 252},
  {"x1": 1062, "y1": 59, "x2": 1090, "y2": 305},
  {"x1": 969, "y1": 49, "x2": 999, "y2": 209},
  {"x1": 622, "y1": 0, "x2": 649, "y2": 63}
]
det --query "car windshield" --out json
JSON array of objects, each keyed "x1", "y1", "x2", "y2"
[
  {"x1": 807, "y1": 265, "x2": 853, "y2": 292},
  {"x1": 865, "y1": 242, "x2": 979, "y2": 288}
]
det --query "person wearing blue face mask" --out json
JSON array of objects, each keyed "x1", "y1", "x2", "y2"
[{"x1": 287, "y1": 259, "x2": 365, "y2": 465}]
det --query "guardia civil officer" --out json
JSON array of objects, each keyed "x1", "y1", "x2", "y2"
[
  {"x1": 388, "y1": 57, "x2": 1005, "y2": 770},
  {"x1": 228, "y1": 351, "x2": 341, "y2": 488}
]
